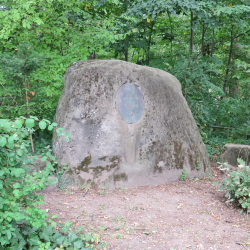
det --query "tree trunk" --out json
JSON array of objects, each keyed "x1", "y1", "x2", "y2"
[
  {"x1": 190, "y1": 11, "x2": 193, "y2": 55},
  {"x1": 223, "y1": 24, "x2": 234, "y2": 96},
  {"x1": 167, "y1": 12, "x2": 173, "y2": 53},
  {"x1": 201, "y1": 25, "x2": 205, "y2": 56},
  {"x1": 147, "y1": 23, "x2": 154, "y2": 66},
  {"x1": 209, "y1": 28, "x2": 215, "y2": 78},
  {"x1": 60, "y1": 43, "x2": 64, "y2": 56},
  {"x1": 211, "y1": 28, "x2": 215, "y2": 58},
  {"x1": 131, "y1": 49, "x2": 135, "y2": 61},
  {"x1": 124, "y1": 49, "x2": 128, "y2": 61}
]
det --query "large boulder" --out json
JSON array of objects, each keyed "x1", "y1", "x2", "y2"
[
  {"x1": 220, "y1": 143, "x2": 250, "y2": 167},
  {"x1": 52, "y1": 60, "x2": 210, "y2": 188}
]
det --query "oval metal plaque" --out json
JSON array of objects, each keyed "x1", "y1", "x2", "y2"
[{"x1": 116, "y1": 83, "x2": 144, "y2": 124}]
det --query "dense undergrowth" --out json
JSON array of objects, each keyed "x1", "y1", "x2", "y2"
[
  {"x1": 215, "y1": 158, "x2": 250, "y2": 213},
  {"x1": 0, "y1": 118, "x2": 106, "y2": 249}
]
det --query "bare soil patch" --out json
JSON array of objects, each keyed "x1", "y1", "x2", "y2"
[{"x1": 41, "y1": 163, "x2": 250, "y2": 250}]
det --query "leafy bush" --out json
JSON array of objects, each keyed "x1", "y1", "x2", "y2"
[
  {"x1": 216, "y1": 158, "x2": 250, "y2": 212},
  {"x1": 0, "y1": 46, "x2": 56, "y2": 121},
  {"x1": 169, "y1": 55, "x2": 223, "y2": 126},
  {"x1": 0, "y1": 117, "x2": 104, "y2": 249},
  {"x1": 179, "y1": 168, "x2": 187, "y2": 181}
]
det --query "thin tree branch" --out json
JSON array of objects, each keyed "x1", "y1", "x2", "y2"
[
  {"x1": 30, "y1": 131, "x2": 34, "y2": 153},
  {"x1": 234, "y1": 29, "x2": 250, "y2": 39}
]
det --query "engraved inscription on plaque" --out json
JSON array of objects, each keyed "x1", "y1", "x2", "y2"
[{"x1": 116, "y1": 83, "x2": 144, "y2": 124}]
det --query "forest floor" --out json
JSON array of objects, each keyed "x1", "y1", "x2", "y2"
[{"x1": 40, "y1": 163, "x2": 250, "y2": 250}]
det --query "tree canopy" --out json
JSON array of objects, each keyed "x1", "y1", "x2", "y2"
[{"x1": 0, "y1": 0, "x2": 250, "y2": 152}]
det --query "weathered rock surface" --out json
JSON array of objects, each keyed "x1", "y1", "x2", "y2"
[
  {"x1": 52, "y1": 60, "x2": 210, "y2": 188},
  {"x1": 220, "y1": 143, "x2": 250, "y2": 167}
]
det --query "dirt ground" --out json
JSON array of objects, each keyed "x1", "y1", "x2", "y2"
[{"x1": 40, "y1": 163, "x2": 250, "y2": 250}]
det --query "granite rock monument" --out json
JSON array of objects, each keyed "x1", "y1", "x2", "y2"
[{"x1": 52, "y1": 60, "x2": 210, "y2": 188}]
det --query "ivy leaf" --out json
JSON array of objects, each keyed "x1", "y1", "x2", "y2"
[
  {"x1": 73, "y1": 239, "x2": 84, "y2": 249},
  {"x1": 46, "y1": 162, "x2": 52, "y2": 168},
  {"x1": 8, "y1": 136, "x2": 14, "y2": 147},
  {"x1": 42, "y1": 226, "x2": 53, "y2": 235},
  {"x1": 39, "y1": 121, "x2": 47, "y2": 130},
  {"x1": 6, "y1": 243, "x2": 23, "y2": 250},
  {"x1": 57, "y1": 130, "x2": 62, "y2": 136},
  {"x1": 27, "y1": 234, "x2": 40, "y2": 246},
  {"x1": 13, "y1": 183, "x2": 20, "y2": 189},
  {"x1": 6, "y1": 230, "x2": 11, "y2": 240},
  {"x1": 54, "y1": 234, "x2": 66, "y2": 245},
  {"x1": 11, "y1": 168, "x2": 25, "y2": 177},
  {"x1": 41, "y1": 156, "x2": 47, "y2": 162},
  {"x1": 39, "y1": 226, "x2": 53, "y2": 242},
  {"x1": 98, "y1": 243, "x2": 105, "y2": 249},
  {"x1": 14, "y1": 120, "x2": 23, "y2": 128},
  {"x1": 6, "y1": 178, "x2": 11, "y2": 185},
  {"x1": 8, "y1": 137, "x2": 14, "y2": 146},
  {"x1": 68, "y1": 232, "x2": 78, "y2": 243},
  {"x1": 0, "y1": 119, "x2": 11, "y2": 130},
  {"x1": 85, "y1": 233, "x2": 92, "y2": 241},
  {"x1": 60, "y1": 225, "x2": 69, "y2": 234},
  {"x1": 220, "y1": 184, "x2": 225, "y2": 191},
  {"x1": 50, "y1": 221, "x2": 56, "y2": 228},
  {"x1": 0, "y1": 137, "x2": 7, "y2": 147},
  {"x1": 13, "y1": 189, "x2": 19, "y2": 197},
  {"x1": 48, "y1": 125, "x2": 53, "y2": 131},
  {"x1": 25, "y1": 119, "x2": 34, "y2": 128},
  {"x1": 16, "y1": 149, "x2": 22, "y2": 156},
  {"x1": 49, "y1": 155, "x2": 55, "y2": 161},
  {"x1": 62, "y1": 237, "x2": 69, "y2": 247}
]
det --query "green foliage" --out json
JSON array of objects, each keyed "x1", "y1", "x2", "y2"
[
  {"x1": 0, "y1": 45, "x2": 46, "y2": 119},
  {"x1": 0, "y1": 118, "x2": 61, "y2": 248},
  {"x1": 169, "y1": 55, "x2": 223, "y2": 126},
  {"x1": 179, "y1": 168, "x2": 187, "y2": 181},
  {"x1": 215, "y1": 159, "x2": 250, "y2": 213},
  {"x1": 165, "y1": 52, "x2": 250, "y2": 150},
  {"x1": 54, "y1": 165, "x2": 71, "y2": 192},
  {"x1": 196, "y1": 161, "x2": 200, "y2": 170},
  {"x1": 0, "y1": 117, "x2": 107, "y2": 249},
  {"x1": 0, "y1": 0, "x2": 118, "y2": 121}
]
